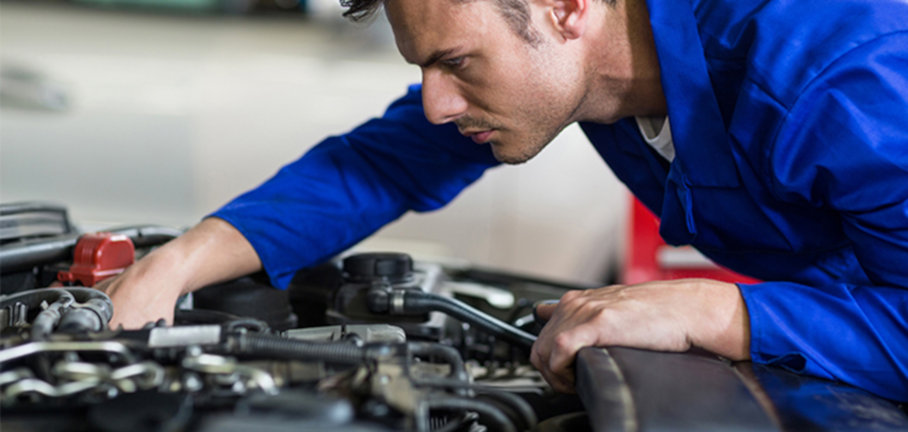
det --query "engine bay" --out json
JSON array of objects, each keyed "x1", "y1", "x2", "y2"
[
  {"x1": 0, "y1": 202, "x2": 588, "y2": 432},
  {"x1": 3, "y1": 202, "x2": 907, "y2": 432}
]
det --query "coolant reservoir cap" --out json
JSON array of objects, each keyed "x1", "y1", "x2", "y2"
[{"x1": 342, "y1": 252, "x2": 413, "y2": 283}]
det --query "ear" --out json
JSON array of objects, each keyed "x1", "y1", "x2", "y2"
[{"x1": 549, "y1": 0, "x2": 589, "y2": 40}]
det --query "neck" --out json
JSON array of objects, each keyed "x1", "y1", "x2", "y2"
[{"x1": 579, "y1": 0, "x2": 666, "y2": 123}]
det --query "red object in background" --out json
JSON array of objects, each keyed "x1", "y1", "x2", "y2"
[
  {"x1": 623, "y1": 198, "x2": 760, "y2": 285},
  {"x1": 57, "y1": 233, "x2": 135, "y2": 287}
]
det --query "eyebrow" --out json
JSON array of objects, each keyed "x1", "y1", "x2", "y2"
[{"x1": 415, "y1": 48, "x2": 457, "y2": 68}]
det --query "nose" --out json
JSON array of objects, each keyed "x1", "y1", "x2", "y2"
[{"x1": 421, "y1": 69, "x2": 468, "y2": 125}]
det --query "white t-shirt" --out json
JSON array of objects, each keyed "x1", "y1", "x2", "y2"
[{"x1": 634, "y1": 116, "x2": 674, "y2": 162}]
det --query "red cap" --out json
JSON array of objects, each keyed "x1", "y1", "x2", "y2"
[{"x1": 57, "y1": 232, "x2": 135, "y2": 287}]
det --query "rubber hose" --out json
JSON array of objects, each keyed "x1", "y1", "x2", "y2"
[
  {"x1": 55, "y1": 288, "x2": 114, "y2": 332},
  {"x1": 424, "y1": 395, "x2": 517, "y2": 432},
  {"x1": 403, "y1": 291, "x2": 537, "y2": 349},
  {"x1": 432, "y1": 413, "x2": 475, "y2": 432},
  {"x1": 31, "y1": 303, "x2": 64, "y2": 340},
  {"x1": 30, "y1": 291, "x2": 74, "y2": 340},
  {"x1": 477, "y1": 390, "x2": 538, "y2": 430},
  {"x1": 227, "y1": 333, "x2": 368, "y2": 365},
  {"x1": 408, "y1": 342, "x2": 468, "y2": 381}
]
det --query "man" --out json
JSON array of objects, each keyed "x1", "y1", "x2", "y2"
[{"x1": 100, "y1": 0, "x2": 908, "y2": 400}]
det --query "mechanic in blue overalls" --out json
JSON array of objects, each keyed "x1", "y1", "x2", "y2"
[{"x1": 101, "y1": 0, "x2": 908, "y2": 401}]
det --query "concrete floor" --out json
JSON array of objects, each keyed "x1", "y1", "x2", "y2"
[{"x1": 0, "y1": 1, "x2": 628, "y2": 284}]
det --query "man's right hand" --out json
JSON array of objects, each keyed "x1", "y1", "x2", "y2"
[
  {"x1": 96, "y1": 217, "x2": 263, "y2": 329},
  {"x1": 95, "y1": 247, "x2": 186, "y2": 329}
]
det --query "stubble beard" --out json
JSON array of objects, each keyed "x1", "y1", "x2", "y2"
[
  {"x1": 492, "y1": 80, "x2": 581, "y2": 165},
  {"x1": 490, "y1": 103, "x2": 575, "y2": 165},
  {"x1": 490, "y1": 127, "x2": 560, "y2": 165},
  {"x1": 455, "y1": 116, "x2": 545, "y2": 164}
]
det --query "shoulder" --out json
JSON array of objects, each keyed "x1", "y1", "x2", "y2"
[
  {"x1": 768, "y1": 31, "x2": 908, "y2": 208},
  {"x1": 692, "y1": 0, "x2": 908, "y2": 107}
]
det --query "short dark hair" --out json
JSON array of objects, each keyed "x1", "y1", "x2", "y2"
[
  {"x1": 339, "y1": 0, "x2": 381, "y2": 22},
  {"x1": 340, "y1": 0, "x2": 543, "y2": 44}
]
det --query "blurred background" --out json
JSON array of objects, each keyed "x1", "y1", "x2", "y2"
[{"x1": 0, "y1": 0, "x2": 629, "y2": 285}]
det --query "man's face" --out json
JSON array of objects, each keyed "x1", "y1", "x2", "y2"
[{"x1": 386, "y1": 0, "x2": 588, "y2": 164}]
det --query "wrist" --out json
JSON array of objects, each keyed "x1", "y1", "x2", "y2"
[{"x1": 688, "y1": 279, "x2": 751, "y2": 361}]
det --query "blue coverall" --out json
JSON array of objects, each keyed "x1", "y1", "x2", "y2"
[{"x1": 212, "y1": 0, "x2": 908, "y2": 400}]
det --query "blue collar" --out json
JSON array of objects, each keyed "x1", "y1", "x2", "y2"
[{"x1": 645, "y1": 0, "x2": 740, "y2": 187}]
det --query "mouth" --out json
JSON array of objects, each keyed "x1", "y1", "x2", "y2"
[{"x1": 461, "y1": 129, "x2": 494, "y2": 144}]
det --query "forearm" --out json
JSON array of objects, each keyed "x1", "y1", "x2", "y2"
[
  {"x1": 162, "y1": 217, "x2": 262, "y2": 294},
  {"x1": 103, "y1": 217, "x2": 262, "y2": 328}
]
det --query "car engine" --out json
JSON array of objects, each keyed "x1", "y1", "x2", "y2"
[
  {"x1": 4, "y1": 202, "x2": 908, "y2": 432},
  {"x1": 0, "y1": 202, "x2": 588, "y2": 432}
]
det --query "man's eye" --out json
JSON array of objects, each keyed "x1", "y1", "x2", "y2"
[{"x1": 442, "y1": 57, "x2": 466, "y2": 68}]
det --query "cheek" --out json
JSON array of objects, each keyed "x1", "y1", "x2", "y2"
[
  {"x1": 468, "y1": 50, "x2": 540, "y2": 99},
  {"x1": 471, "y1": 70, "x2": 541, "y2": 114}
]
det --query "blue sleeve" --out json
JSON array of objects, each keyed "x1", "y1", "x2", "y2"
[
  {"x1": 210, "y1": 85, "x2": 499, "y2": 289},
  {"x1": 738, "y1": 33, "x2": 908, "y2": 401}
]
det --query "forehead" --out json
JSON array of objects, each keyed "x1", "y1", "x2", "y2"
[{"x1": 385, "y1": 0, "x2": 496, "y2": 64}]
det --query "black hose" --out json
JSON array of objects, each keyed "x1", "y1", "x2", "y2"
[
  {"x1": 409, "y1": 378, "x2": 538, "y2": 430},
  {"x1": 225, "y1": 332, "x2": 370, "y2": 365},
  {"x1": 424, "y1": 395, "x2": 517, "y2": 432},
  {"x1": 401, "y1": 291, "x2": 537, "y2": 350},
  {"x1": 431, "y1": 412, "x2": 476, "y2": 432},
  {"x1": 408, "y1": 342, "x2": 471, "y2": 398},
  {"x1": 408, "y1": 342, "x2": 468, "y2": 381},
  {"x1": 476, "y1": 390, "x2": 538, "y2": 431}
]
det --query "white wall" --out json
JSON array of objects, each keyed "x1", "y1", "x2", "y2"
[{"x1": 0, "y1": 2, "x2": 628, "y2": 285}]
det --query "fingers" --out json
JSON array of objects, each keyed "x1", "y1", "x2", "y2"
[
  {"x1": 531, "y1": 339, "x2": 575, "y2": 393},
  {"x1": 531, "y1": 290, "x2": 597, "y2": 393},
  {"x1": 549, "y1": 324, "x2": 597, "y2": 380},
  {"x1": 533, "y1": 299, "x2": 559, "y2": 321},
  {"x1": 531, "y1": 286, "x2": 631, "y2": 393}
]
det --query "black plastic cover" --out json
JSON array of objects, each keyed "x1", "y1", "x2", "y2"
[{"x1": 342, "y1": 252, "x2": 413, "y2": 283}]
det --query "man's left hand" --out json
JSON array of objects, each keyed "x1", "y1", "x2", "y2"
[{"x1": 530, "y1": 278, "x2": 750, "y2": 393}]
